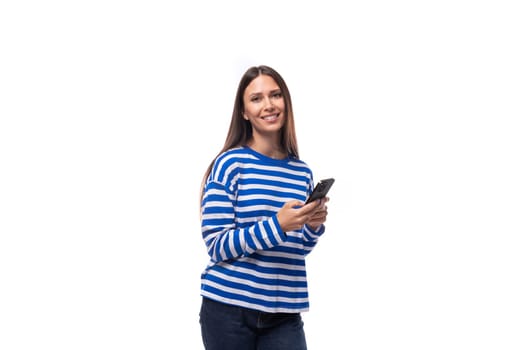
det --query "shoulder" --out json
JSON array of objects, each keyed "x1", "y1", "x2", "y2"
[
  {"x1": 209, "y1": 147, "x2": 256, "y2": 182},
  {"x1": 213, "y1": 147, "x2": 258, "y2": 170},
  {"x1": 215, "y1": 146, "x2": 254, "y2": 162},
  {"x1": 288, "y1": 156, "x2": 310, "y2": 169},
  {"x1": 288, "y1": 156, "x2": 314, "y2": 176}
]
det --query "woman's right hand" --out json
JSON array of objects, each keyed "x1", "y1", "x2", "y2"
[{"x1": 276, "y1": 199, "x2": 325, "y2": 232}]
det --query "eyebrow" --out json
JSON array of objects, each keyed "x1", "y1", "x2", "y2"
[{"x1": 249, "y1": 89, "x2": 282, "y2": 97}]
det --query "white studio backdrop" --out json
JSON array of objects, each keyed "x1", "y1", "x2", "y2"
[{"x1": 1, "y1": 1, "x2": 524, "y2": 349}]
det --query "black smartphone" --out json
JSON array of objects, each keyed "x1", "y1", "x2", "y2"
[{"x1": 305, "y1": 178, "x2": 335, "y2": 204}]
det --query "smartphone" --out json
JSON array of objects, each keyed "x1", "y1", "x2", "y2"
[{"x1": 305, "y1": 178, "x2": 335, "y2": 204}]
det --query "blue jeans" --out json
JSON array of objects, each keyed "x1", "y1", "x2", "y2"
[{"x1": 199, "y1": 297, "x2": 308, "y2": 350}]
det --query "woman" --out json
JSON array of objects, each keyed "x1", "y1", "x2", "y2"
[{"x1": 199, "y1": 65, "x2": 329, "y2": 350}]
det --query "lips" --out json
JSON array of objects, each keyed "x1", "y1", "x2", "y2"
[{"x1": 261, "y1": 114, "x2": 279, "y2": 121}]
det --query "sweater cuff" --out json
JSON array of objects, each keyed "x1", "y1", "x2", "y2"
[
  {"x1": 271, "y1": 215, "x2": 288, "y2": 242},
  {"x1": 304, "y1": 224, "x2": 325, "y2": 241}
]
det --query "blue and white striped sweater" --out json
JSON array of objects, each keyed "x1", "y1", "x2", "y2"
[{"x1": 200, "y1": 146, "x2": 325, "y2": 313}]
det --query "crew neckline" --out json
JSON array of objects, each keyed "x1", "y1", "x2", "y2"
[{"x1": 242, "y1": 146, "x2": 291, "y2": 163}]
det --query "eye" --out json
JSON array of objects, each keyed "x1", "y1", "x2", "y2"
[
  {"x1": 250, "y1": 95, "x2": 261, "y2": 102},
  {"x1": 271, "y1": 92, "x2": 283, "y2": 99}
]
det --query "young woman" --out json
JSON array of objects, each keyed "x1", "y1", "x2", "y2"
[{"x1": 199, "y1": 65, "x2": 330, "y2": 350}]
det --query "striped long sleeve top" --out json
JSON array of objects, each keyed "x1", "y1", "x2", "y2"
[{"x1": 200, "y1": 146, "x2": 325, "y2": 313}]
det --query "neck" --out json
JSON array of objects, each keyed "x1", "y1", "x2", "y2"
[{"x1": 247, "y1": 138, "x2": 286, "y2": 159}]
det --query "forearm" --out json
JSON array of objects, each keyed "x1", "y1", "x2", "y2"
[{"x1": 202, "y1": 215, "x2": 287, "y2": 262}]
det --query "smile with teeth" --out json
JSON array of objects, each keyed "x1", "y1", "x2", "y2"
[{"x1": 262, "y1": 114, "x2": 279, "y2": 121}]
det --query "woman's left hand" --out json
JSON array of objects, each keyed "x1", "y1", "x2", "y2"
[{"x1": 306, "y1": 197, "x2": 329, "y2": 230}]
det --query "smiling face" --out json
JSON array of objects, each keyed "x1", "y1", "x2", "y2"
[{"x1": 242, "y1": 74, "x2": 286, "y2": 140}]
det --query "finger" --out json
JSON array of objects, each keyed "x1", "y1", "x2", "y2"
[{"x1": 286, "y1": 200, "x2": 305, "y2": 209}]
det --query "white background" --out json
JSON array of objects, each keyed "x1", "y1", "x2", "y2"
[{"x1": 1, "y1": 1, "x2": 524, "y2": 349}]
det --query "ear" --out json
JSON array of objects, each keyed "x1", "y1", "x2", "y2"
[{"x1": 243, "y1": 113, "x2": 249, "y2": 120}]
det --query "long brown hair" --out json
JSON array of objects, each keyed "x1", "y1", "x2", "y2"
[{"x1": 200, "y1": 65, "x2": 300, "y2": 203}]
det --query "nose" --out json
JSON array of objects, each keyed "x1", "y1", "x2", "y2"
[{"x1": 263, "y1": 96, "x2": 275, "y2": 110}]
